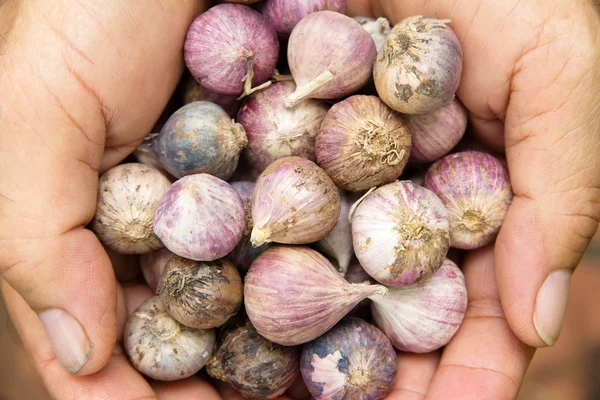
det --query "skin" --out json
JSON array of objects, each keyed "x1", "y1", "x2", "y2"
[{"x1": 0, "y1": 0, "x2": 598, "y2": 398}]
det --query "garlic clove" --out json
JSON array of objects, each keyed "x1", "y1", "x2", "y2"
[
  {"x1": 352, "y1": 181, "x2": 450, "y2": 286},
  {"x1": 124, "y1": 296, "x2": 216, "y2": 381},
  {"x1": 244, "y1": 245, "x2": 387, "y2": 346},
  {"x1": 91, "y1": 163, "x2": 171, "y2": 254},
  {"x1": 251, "y1": 156, "x2": 340, "y2": 246},
  {"x1": 370, "y1": 259, "x2": 468, "y2": 353}
]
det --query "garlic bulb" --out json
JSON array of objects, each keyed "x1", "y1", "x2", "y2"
[
  {"x1": 153, "y1": 174, "x2": 245, "y2": 261},
  {"x1": 91, "y1": 163, "x2": 171, "y2": 254},
  {"x1": 373, "y1": 16, "x2": 463, "y2": 114},
  {"x1": 351, "y1": 181, "x2": 450, "y2": 286},
  {"x1": 124, "y1": 296, "x2": 216, "y2": 381},
  {"x1": 244, "y1": 246, "x2": 387, "y2": 346},
  {"x1": 250, "y1": 156, "x2": 340, "y2": 247},
  {"x1": 370, "y1": 259, "x2": 468, "y2": 353},
  {"x1": 140, "y1": 248, "x2": 175, "y2": 292},
  {"x1": 301, "y1": 318, "x2": 397, "y2": 400},
  {"x1": 354, "y1": 16, "x2": 391, "y2": 52}
]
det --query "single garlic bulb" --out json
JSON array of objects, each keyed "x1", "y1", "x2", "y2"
[
  {"x1": 370, "y1": 259, "x2": 468, "y2": 353},
  {"x1": 373, "y1": 16, "x2": 463, "y2": 114},
  {"x1": 91, "y1": 163, "x2": 171, "y2": 254},
  {"x1": 124, "y1": 296, "x2": 216, "y2": 381}
]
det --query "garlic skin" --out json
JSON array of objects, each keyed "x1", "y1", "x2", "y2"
[
  {"x1": 315, "y1": 189, "x2": 361, "y2": 275},
  {"x1": 374, "y1": 16, "x2": 463, "y2": 114},
  {"x1": 226, "y1": 181, "x2": 270, "y2": 274},
  {"x1": 423, "y1": 151, "x2": 513, "y2": 249},
  {"x1": 251, "y1": 157, "x2": 340, "y2": 247},
  {"x1": 207, "y1": 319, "x2": 300, "y2": 399},
  {"x1": 301, "y1": 318, "x2": 397, "y2": 400},
  {"x1": 152, "y1": 101, "x2": 248, "y2": 180},
  {"x1": 285, "y1": 11, "x2": 377, "y2": 107},
  {"x1": 157, "y1": 256, "x2": 243, "y2": 329},
  {"x1": 140, "y1": 248, "x2": 175, "y2": 292},
  {"x1": 124, "y1": 296, "x2": 216, "y2": 381},
  {"x1": 406, "y1": 97, "x2": 468, "y2": 163},
  {"x1": 260, "y1": 0, "x2": 347, "y2": 37},
  {"x1": 133, "y1": 140, "x2": 176, "y2": 182},
  {"x1": 244, "y1": 246, "x2": 387, "y2": 346},
  {"x1": 237, "y1": 81, "x2": 329, "y2": 172},
  {"x1": 91, "y1": 163, "x2": 171, "y2": 254},
  {"x1": 354, "y1": 16, "x2": 391, "y2": 52},
  {"x1": 153, "y1": 174, "x2": 246, "y2": 261},
  {"x1": 181, "y1": 73, "x2": 240, "y2": 118},
  {"x1": 184, "y1": 4, "x2": 279, "y2": 96},
  {"x1": 344, "y1": 258, "x2": 375, "y2": 319},
  {"x1": 315, "y1": 95, "x2": 412, "y2": 191},
  {"x1": 352, "y1": 181, "x2": 450, "y2": 286},
  {"x1": 370, "y1": 259, "x2": 468, "y2": 353}
]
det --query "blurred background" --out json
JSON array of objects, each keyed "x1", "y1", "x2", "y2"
[{"x1": 1, "y1": 229, "x2": 599, "y2": 400}]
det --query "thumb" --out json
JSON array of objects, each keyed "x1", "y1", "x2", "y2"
[{"x1": 496, "y1": 2, "x2": 600, "y2": 347}]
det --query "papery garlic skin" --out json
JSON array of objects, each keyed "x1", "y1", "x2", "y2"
[
  {"x1": 91, "y1": 163, "x2": 171, "y2": 254},
  {"x1": 423, "y1": 151, "x2": 513, "y2": 249},
  {"x1": 374, "y1": 16, "x2": 463, "y2": 114},
  {"x1": 406, "y1": 97, "x2": 468, "y2": 163},
  {"x1": 370, "y1": 259, "x2": 467, "y2": 353},
  {"x1": 251, "y1": 157, "x2": 340, "y2": 246},
  {"x1": 315, "y1": 189, "x2": 360, "y2": 275},
  {"x1": 354, "y1": 16, "x2": 391, "y2": 52},
  {"x1": 261, "y1": 0, "x2": 347, "y2": 37},
  {"x1": 207, "y1": 319, "x2": 300, "y2": 399},
  {"x1": 244, "y1": 246, "x2": 387, "y2": 346},
  {"x1": 124, "y1": 296, "x2": 216, "y2": 381},
  {"x1": 141, "y1": 248, "x2": 175, "y2": 292},
  {"x1": 153, "y1": 174, "x2": 245, "y2": 261},
  {"x1": 237, "y1": 81, "x2": 329, "y2": 172},
  {"x1": 352, "y1": 181, "x2": 450, "y2": 286},
  {"x1": 285, "y1": 11, "x2": 377, "y2": 106},
  {"x1": 315, "y1": 95, "x2": 411, "y2": 191},
  {"x1": 301, "y1": 318, "x2": 397, "y2": 400}
]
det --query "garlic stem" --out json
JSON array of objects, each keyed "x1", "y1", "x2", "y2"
[
  {"x1": 239, "y1": 55, "x2": 273, "y2": 100},
  {"x1": 251, "y1": 226, "x2": 270, "y2": 247},
  {"x1": 284, "y1": 70, "x2": 334, "y2": 108},
  {"x1": 271, "y1": 69, "x2": 295, "y2": 82}
]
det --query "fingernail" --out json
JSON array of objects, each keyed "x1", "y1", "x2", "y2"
[
  {"x1": 38, "y1": 309, "x2": 91, "y2": 373},
  {"x1": 533, "y1": 270, "x2": 571, "y2": 346}
]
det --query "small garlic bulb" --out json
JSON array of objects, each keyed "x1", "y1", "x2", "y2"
[
  {"x1": 91, "y1": 163, "x2": 171, "y2": 254},
  {"x1": 124, "y1": 296, "x2": 216, "y2": 381}
]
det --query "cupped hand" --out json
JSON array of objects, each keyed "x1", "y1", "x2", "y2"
[{"x1": 1, "y1": 0, "x2": 599, "y2": 399}]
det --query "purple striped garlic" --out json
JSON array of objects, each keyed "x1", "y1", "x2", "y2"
[
  {"x1": 370, "y1": 259, "x2": 468, "y2": 353},
  {"x1": 153, "y1": 174, "x2": 245, "y2": 261},
  {"x1": 374, "y1": 16, "x2": 463, "y2": 114},
  {"x1": 406, "y1": 97, "x2": 468, "y2": 163},
  {"x1": 181, "y1": 73, "x2": 240, "y2": 118},
  {"x1": 285, "y1": 11, "x2": 377, "y2": 107},
  {"x1": 244, "y1": 246, "x2": 387, "y2": 346},
  {"x1": 423, "y1": 151, "x2": 513, "y2": 249},
  {"x1": 315, "y1": 189, "x2": 361, "y2": 275},
  {"x1": 260, "y1": 0, "x2": 347, "y2": 37},
  {"x1": 140, "y1": 248, "x2": 175, "y2": 292},
  {"x1": 301, "y1": 318, "x2": 397, "y2": 400},
  {"x1": 250, "y1": 157, "x2": 340, "y2": 247},
  {"x1": 351, "y1": 181, "x2": 450, "y2": 286}
]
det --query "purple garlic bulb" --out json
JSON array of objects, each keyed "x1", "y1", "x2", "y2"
[
  {"x1": 406, "y1": 97, "x2": 468, "y2": 163},
  {"x1": 152, "y1": 101, "x2": 247, "y2": 180},
  {"x1": 374, "y1": 16, "x2": 463, "y2": 114},
  {"x1": 226, "y1": 181, "x2": 271, "y2": 274},
  {"x1": 153, "y1": 174, "x2": 245, "y2": 261},
  {"x1": 181, "y1": 73, "x2": 240, "y2": 118},
  {"x1": 301, "y1": 318, "x2": 397, "y2": 400},
  {"x1": 237, "y1": 81, "x2": 329, "y2": 172},
  {"x1": 207, "y1": 319, "x2": 300, "y2": 399},
  {"x1": 370, "y1": 259, "x2": 468, "y2": 353},
  {"x1": 285, "y1": 11, "x2": 377, "y2": 107},
  {"x1": 184, "y1": 4, "x2": 279, "y2": 96},
  {"x1": 351, "y1": 181, "x2": 450, "y2": 286},
  {"x1": 315, "y1": 95, "x2": 412, "y2": 192},
  {"x1": 424, "y1": 151, "x2": 513, "y2": 249},
  {"x1": 124, "y1": 296, "x2": 216, "y2": 381},
  {"x1": 260, "y1": 0, "x2": 347, "y2": 37},
  {"x1": 244, "y1": 246, "x2": 387, "y2": 346}
]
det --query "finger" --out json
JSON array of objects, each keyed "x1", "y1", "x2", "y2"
[
  {"x1": 1, "y1": 279, "x2": 158, "y2": 400},
  {"x1": 426, "y1": 246, "x2": 535, "y2": 399},
  {"x1": 152, "y1": 376, "x2": 222, "y2": 400},
  {"x1": 388, "y1": 352, "x2": 440, "y2": 400},
  {"x1": 0, "y1": 0, "x2": 203, "y2": 375},
  {"x1": 107, "y1": 248, "x2": 142, "y2": 284}
]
